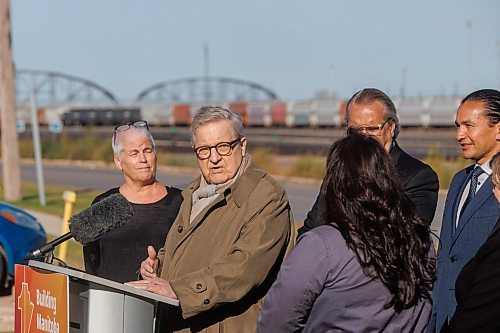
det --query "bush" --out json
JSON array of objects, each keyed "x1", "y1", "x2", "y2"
[
  {"x1": 251, "y1": 147, "x2": 276, "y2": 172},
  {"x1": 423, "y1": 146, "x2": 471, "y2": 189},
  {"x1": 18, "y1": 131, "x2": 113, "y2": 164},
  {"x1": 287, "y1": 154, "x2": 325, "y2": 179}
]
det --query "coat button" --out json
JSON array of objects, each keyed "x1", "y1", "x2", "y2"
[
  {"x1": 177, "y1": 225, "x2": 183, "y2": 233},
  {"x1": 450, "y1": 255, "x2": 457, "y2": 262},
  {"x1": 196, "y1": 283, "x2": 203, "y2": 290},
  {"x1": 203, "y1": 299, "x2": 210, "y2": 305}
]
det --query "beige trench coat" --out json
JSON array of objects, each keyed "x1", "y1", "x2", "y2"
[{"x1": 155, "y1": 163, "x2": 293, "y2": 332}]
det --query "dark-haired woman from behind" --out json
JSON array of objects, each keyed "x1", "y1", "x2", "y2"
[{"x1": 257, "y1": 132, "x2": 435, "y2": 332}]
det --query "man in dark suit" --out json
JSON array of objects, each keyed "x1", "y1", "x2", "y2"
[
  {"x1": 443, "y1": 153, "x2": 500, "y2": 332},
  {"x1": 298, "y1": 88, "x2": 439, "y2": 237},
  {"x1": 428, "y1": 89, "x2": 500, "y2": 332}
]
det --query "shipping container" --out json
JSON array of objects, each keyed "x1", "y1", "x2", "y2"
[
  {"x1": 228, "y1": 102, "x2": 249, "y2": 126},
  {"x1": 270, "y1": 102, "x2": 287, "y2": 127},
  {"x1": 171, "y1": 104, "x2": 192, "y2": 126},
  {"x1": 247, "y1": 101, "x2": 270, "y2": 127}
]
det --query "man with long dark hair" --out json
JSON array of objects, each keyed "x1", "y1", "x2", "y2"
[
  {"x1": 429, "y1": 89, "x2": 500, "y2": 332},
  {"x1": 298, "y1": 88, "x2": 439, "y2": 237}
]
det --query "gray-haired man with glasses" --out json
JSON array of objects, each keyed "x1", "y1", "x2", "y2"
[
  {"x1": 127, "y1": 106, "x2": 293, "y2": 332},
  {"x1": 298, "y1": 88, "x2": 439, "y2": 238}
]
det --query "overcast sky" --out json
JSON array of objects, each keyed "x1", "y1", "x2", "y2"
[{"x1": 10, "y1": 0, "x2": 500, "y2": 102}]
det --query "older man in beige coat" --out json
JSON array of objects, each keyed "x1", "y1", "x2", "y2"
[{"x1": 128, "y1": 106, "x2": 293, "y2": 332}]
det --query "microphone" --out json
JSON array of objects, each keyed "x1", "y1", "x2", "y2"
[{"x1": 25, "y1": 193, "x2": 134, "y2": 260}]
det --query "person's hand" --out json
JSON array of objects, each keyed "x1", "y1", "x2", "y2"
[
  {"x1": 140, "y1": 245, "x2": 158, "y2": 279},
  {"x1": 125, "y1": 277, "x2": 178, "y2": 299}
]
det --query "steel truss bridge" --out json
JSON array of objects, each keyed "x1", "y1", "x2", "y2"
[
  {"x1": 15, "y1": 70, "x2": 278, "y2": 107},
  {"x1": 135, "y1": 77, "x2": 278, "y2": 104},
  {"x1": 15, "y1": 70, "x2": 119, "y2": 106}
]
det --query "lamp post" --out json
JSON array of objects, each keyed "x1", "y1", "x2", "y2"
[
  {"x1": 328, "y1": 62, "x2": 335, "y2": 99},
  {"x1": 466, "y1": 20, "x2": 474, "y2": 92},
  {"x1": 400, "y1": 67, "x2": 407, "y2": 99},
  {"x1": 497, "y1": 39, "x2": 500, "y2": 89}
]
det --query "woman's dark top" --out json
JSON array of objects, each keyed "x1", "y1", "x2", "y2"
[
  {"x1": 257, "y1": 225, "x2": 432, "y2": 332},
  {"x1": 83, "y1": 186, "x2": 183, "y2": 283}
]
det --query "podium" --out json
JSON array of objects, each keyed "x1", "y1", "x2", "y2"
[{"x1": 15, "y1": 261, "x2": 179, "y2": 333}]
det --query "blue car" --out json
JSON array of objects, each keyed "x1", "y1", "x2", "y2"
[{"x1": 0, "y1": 202, "x2": 46, "y2": 294}]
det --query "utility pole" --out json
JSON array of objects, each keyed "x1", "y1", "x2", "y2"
[
  {"x1": 0, "y1": 0, "x2": 22, "y2": 201},
  {"x1": 328, "y1": 62, "x2": 335, "y2": 98}
]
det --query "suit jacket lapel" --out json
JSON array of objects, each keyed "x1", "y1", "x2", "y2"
[
  {"x1": 389, "y1": 141, "x2": 401, "y2": 169},
  {"x1": 452, "y1": 174, "x2": 494, "y2": 245},
  {"x1": 450, "y1": 166, "x2": 473, "y2": 234}
]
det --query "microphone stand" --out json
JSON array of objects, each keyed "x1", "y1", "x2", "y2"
[{"x1": 25, "y1": 232, "x2": 73, "y2": 262}]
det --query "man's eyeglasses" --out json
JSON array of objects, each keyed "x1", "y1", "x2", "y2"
[
  {"x1": 346, "y1": 119, "x2": 389, "y2": 135},
  {"x1": 193, "y1": 138, "x2": 241, "y2": 160}
]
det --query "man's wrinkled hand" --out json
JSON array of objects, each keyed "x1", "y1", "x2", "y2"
[{"x1": 125, "y1": 277, "x2": 178, "y2": 299}]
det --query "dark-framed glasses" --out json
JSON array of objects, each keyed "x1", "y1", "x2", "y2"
[
  {"x1": 346, "y1": 119, "x2": 389, "y2": 135},
  {"x1": 114, "y1": 120, "x2": 149, "y2": 133},
  {"x1": 194, "y1": 138, "x2": 241, "y2": 160}
]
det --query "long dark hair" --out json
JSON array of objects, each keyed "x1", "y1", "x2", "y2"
[{"x1": 320, "y1": 132, "x2": 434, "y2": 312}]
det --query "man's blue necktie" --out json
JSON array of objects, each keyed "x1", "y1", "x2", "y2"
[{"x1": 460, "y1": 166, "x2": 485, "y2": 218}]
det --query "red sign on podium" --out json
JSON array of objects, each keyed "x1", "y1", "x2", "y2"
[{"x1": 14, "y1": 264, "x2": 69, "y2": 333}]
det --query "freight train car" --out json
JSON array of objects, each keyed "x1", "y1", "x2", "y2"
[
  {"x1": 395, "y1": 98, "x2": 427, "y2": 127},
  {"x1": 286, "y1": 100, "x2": 312, "y2": 127},
  {"x1": 61, "y1": 107, "x2": 141, "y2": 126},
  {"x1": 141, "y1": 104, "x2": 171, "y2": 126},
  {"x1": 395, "y1": 96, "x2": 459, "y2": 128},
  {"x1": 227, "y1": 102, "x2": 249, "y2": 126},
  {"x1": 309, "y1": 99, "x2": 344, "y2": 127},
  {"x1": 425, "y1": 96, "x2": 461, "y2": 127},
  {"x1": 247, "y1": 101, "x2": 271, "y2": 127},
  {"x1": 270, "y1": 102, "x2": 287, "y2": 127},
  {"x1": 171, "y1": 104, "x2": 192, "y2": 126}
]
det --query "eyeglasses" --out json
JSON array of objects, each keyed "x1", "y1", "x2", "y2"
[
  {"x1": 114, "y1": 120, "x2": 149, "y2": 133},
  {"x1": 113, "y1": 120, "x2": 149, "y2": 144},
  {"x1": 193, "y1": 138, "x2": 241, "y2": 160},
  {"x1": 346, "y1": 119, "x2": 389, "y2": 135}
]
